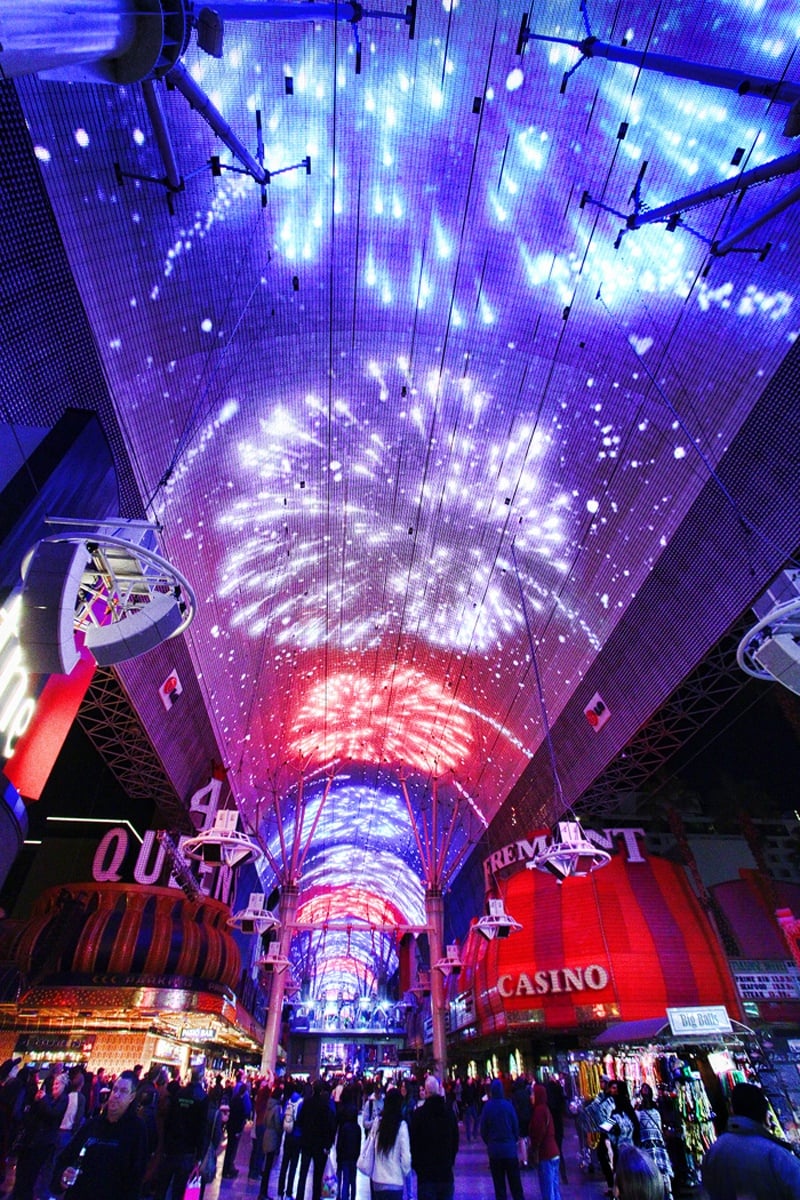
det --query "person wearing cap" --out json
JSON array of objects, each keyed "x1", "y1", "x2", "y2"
[
  {"x1": 701, "y1": 1081, "x2": 800, "y2": 1200},
  {"x1": 409, "y1": 1076, "x2": 459, "y2": 1200}
]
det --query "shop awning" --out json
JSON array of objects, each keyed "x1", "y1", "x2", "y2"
[{"x1": 593, "y1": 1017, "x2": 669, "y2": 1046}]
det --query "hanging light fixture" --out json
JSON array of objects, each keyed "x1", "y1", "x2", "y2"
[
  {"x1": 183, "y1": 809, "x2": 262, "y2": 868},
  {"x1": 434, "y1": 942, "x2": 463, "y2": 976},
  {"x1": 511, "y1": 543, "x2": 611, "y2": 883},
  {"x1": 227, "y1": 892, "x2": 281, "y2": 934},
  {"x1": 256, "y1": 943, "x2": 291, "y2": 974},
  {"x1": 474, "y1": 897, "x2": 523, "y2": 940},
  {"x1": 530, "y1": 820, "x2": 611, "y2": 881}
]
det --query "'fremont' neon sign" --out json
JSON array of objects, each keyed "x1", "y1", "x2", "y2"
[{"x1": 483, "y1": 827, "x2": 645, "y2": 887}]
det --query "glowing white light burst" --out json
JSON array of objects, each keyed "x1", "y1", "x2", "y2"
[
  {"x1": 289, "y1": 669, "x2": 474, "y2": 771},
  {"x1": 214, "y1": 371, "x2": 598, "y2": 656}
]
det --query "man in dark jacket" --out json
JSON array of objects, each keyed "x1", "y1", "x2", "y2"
[
  {"x1": 479, "y1": 1079, "x2": 524, "y2": 1200},
  {"x1": 334, "y1": 1085, "x2": 361, "y2": 1200},
  {"x1": 52, "y1": 1070, "x2": 147, "y2": 1200},
  {"x1": 409, "y1": 1076, "x2": 459, "y2": 1200},
  {"x1": 295, "y1": 1080, "x2": 337, "y2": 1200},
  {"x1": 702, "y1": 1082, "x2": 800, "y2": 1200},
  {"x1": 509, "y1": 1078, "x2": 531, "y2": 1167},
  {"x1": 153, "y1": 1066, "x2": 208, "y2": 1200}
]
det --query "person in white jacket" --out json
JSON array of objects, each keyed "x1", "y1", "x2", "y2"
[{"x1": 369, "y1": 1088, "x2": 411, "y2": 1200}]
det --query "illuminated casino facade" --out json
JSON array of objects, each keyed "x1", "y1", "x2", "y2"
[{"x1": 457, "y1": 843, "x2": 743, "y2": 1045}]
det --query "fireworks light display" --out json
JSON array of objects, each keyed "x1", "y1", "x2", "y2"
[{"x1": 12, "y1": 0, "x2": 800, "y2": 995}]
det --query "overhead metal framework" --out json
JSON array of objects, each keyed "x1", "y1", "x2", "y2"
[
  {"x1": 75, "y1": 666, "x2": 191, "y2": 831},
  {"x1": 575, "y1": 615, "x2": 761, "y2": 819}
]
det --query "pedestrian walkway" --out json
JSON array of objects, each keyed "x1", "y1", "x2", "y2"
[{"x1": 206, "y1": 1117, "x2": 610, "y2": 1200}]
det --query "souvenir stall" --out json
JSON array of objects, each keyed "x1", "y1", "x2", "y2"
[{"x1": 577, "y1": 1014, "x2": 763, "y2": 1191}]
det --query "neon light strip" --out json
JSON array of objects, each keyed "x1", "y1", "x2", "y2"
[{"x1": 46, "y1": 816, "x2": 144, "y2": 844}]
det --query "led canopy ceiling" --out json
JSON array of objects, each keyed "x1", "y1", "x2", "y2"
[{"x1": 12, "y1": 0, "x2": 800, "y2": 956}]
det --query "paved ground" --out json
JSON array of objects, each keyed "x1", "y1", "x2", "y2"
[{"x1": 210, "y1": 1117, "x2": 616, "y2": 1200}]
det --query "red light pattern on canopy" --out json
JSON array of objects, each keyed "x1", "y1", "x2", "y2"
[
  {"x1": 288, "y1": 668, "x2": 475, "y2": 771},
  {"x1": 297, "y1": 887, "x2": 407, "y2": 930}
]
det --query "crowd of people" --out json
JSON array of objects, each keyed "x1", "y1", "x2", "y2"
[{"x1": 0, "y1": 1057, "x2": 797, "y2": 1200}]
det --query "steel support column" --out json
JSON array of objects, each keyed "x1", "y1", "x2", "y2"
[
  {"x1": 261, "y1": 882, "x2": 299, "y2": 1074},
  {"x1": 425, "y1": 887, "x2": 446, "y2": 1078}
]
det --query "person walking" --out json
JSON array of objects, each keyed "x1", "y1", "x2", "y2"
[
  {"x1": 277, "y1": 1084, "x2": 304, "y2": 1200},
  {"x1": 701, "y1": 1081, "x2": 800, "y2": 1200},
  {"x1": 461, "y1": 1078, "x2": 479, "y2": 1145},
  {"x1": 585, "y1": 1078, "x2": 617, "y2": 1196},
  {"x1": 153, "y1": 1065, "x2": 209, "y2": 1200},
  {"x1": 609, "y1": 1081, "x2": 639, "y2": 1163},
  {"x1": 510, "y1": 1078, "x2": 531, "y2": 1170},
  {"x1": 295, "y1": 1080, "x2": 337, "y2": 1200},
  {"x1": 257, "y1": 1086, "x2": 283, "y2": 1200},
  {"x1": 529, "y1": 1083, "x2": 560, "y2": 1200},
  {"x1": 635, "y1": 1085, "x2": 672, "y2": 1200},
  {"x1": 52, "y1": 1071, "x2": 147, "y2": 1200},
  {"x1": 479, "y1": 1079, "x2": 524, "y2": 1200},
  {"x1": 250, "y1": 1080, "x2": 272, "y2": 1180},
  {"x1": 543, "y1": 1077, "x2": 567, "y2": 1184},
  {"x1": 222, "y1": 1070, "x2": 252, "y2": 1179},
  {"x1": 366, "y1": 1088, "x2": 410, "y2": 1200},
  {"x1": 335, "y1": 1085, "x2": 362, "y2": 1200},
  {"x1": 409, "y1": 1077, "x2": 458, "y2": 1200},
  {"x1": 199, "y1": 1095, "x2": 226, "y2": 1200}
]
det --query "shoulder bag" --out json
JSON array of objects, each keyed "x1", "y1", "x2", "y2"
[{"x1": 357, "y1": 1124, "x2": 377, "y2": 1175}]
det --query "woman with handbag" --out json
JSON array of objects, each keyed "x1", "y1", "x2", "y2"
[{"x1": 359, "y1": 1088, "x2": 410, "y2": 1200}]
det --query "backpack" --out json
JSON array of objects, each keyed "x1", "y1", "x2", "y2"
[{"x1": 283, "y1": 1100, "x2": 295, "y2": 1134}]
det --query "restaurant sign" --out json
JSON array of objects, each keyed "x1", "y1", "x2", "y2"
[{"x1": 667, "y1": 1006, "x2": 732, "y2": 1037}]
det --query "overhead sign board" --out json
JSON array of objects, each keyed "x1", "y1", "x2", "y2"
[
  {"x1": 667, "y1": 1005, "x2": 732, "y2": 1037},
  {"x1": 729, "y1": 960, "x2": 800, "y2": 1002}
]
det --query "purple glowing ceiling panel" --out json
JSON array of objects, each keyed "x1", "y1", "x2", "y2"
[{"x1": 16, "y1": 1, "x2": 800, "y2": 922}]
